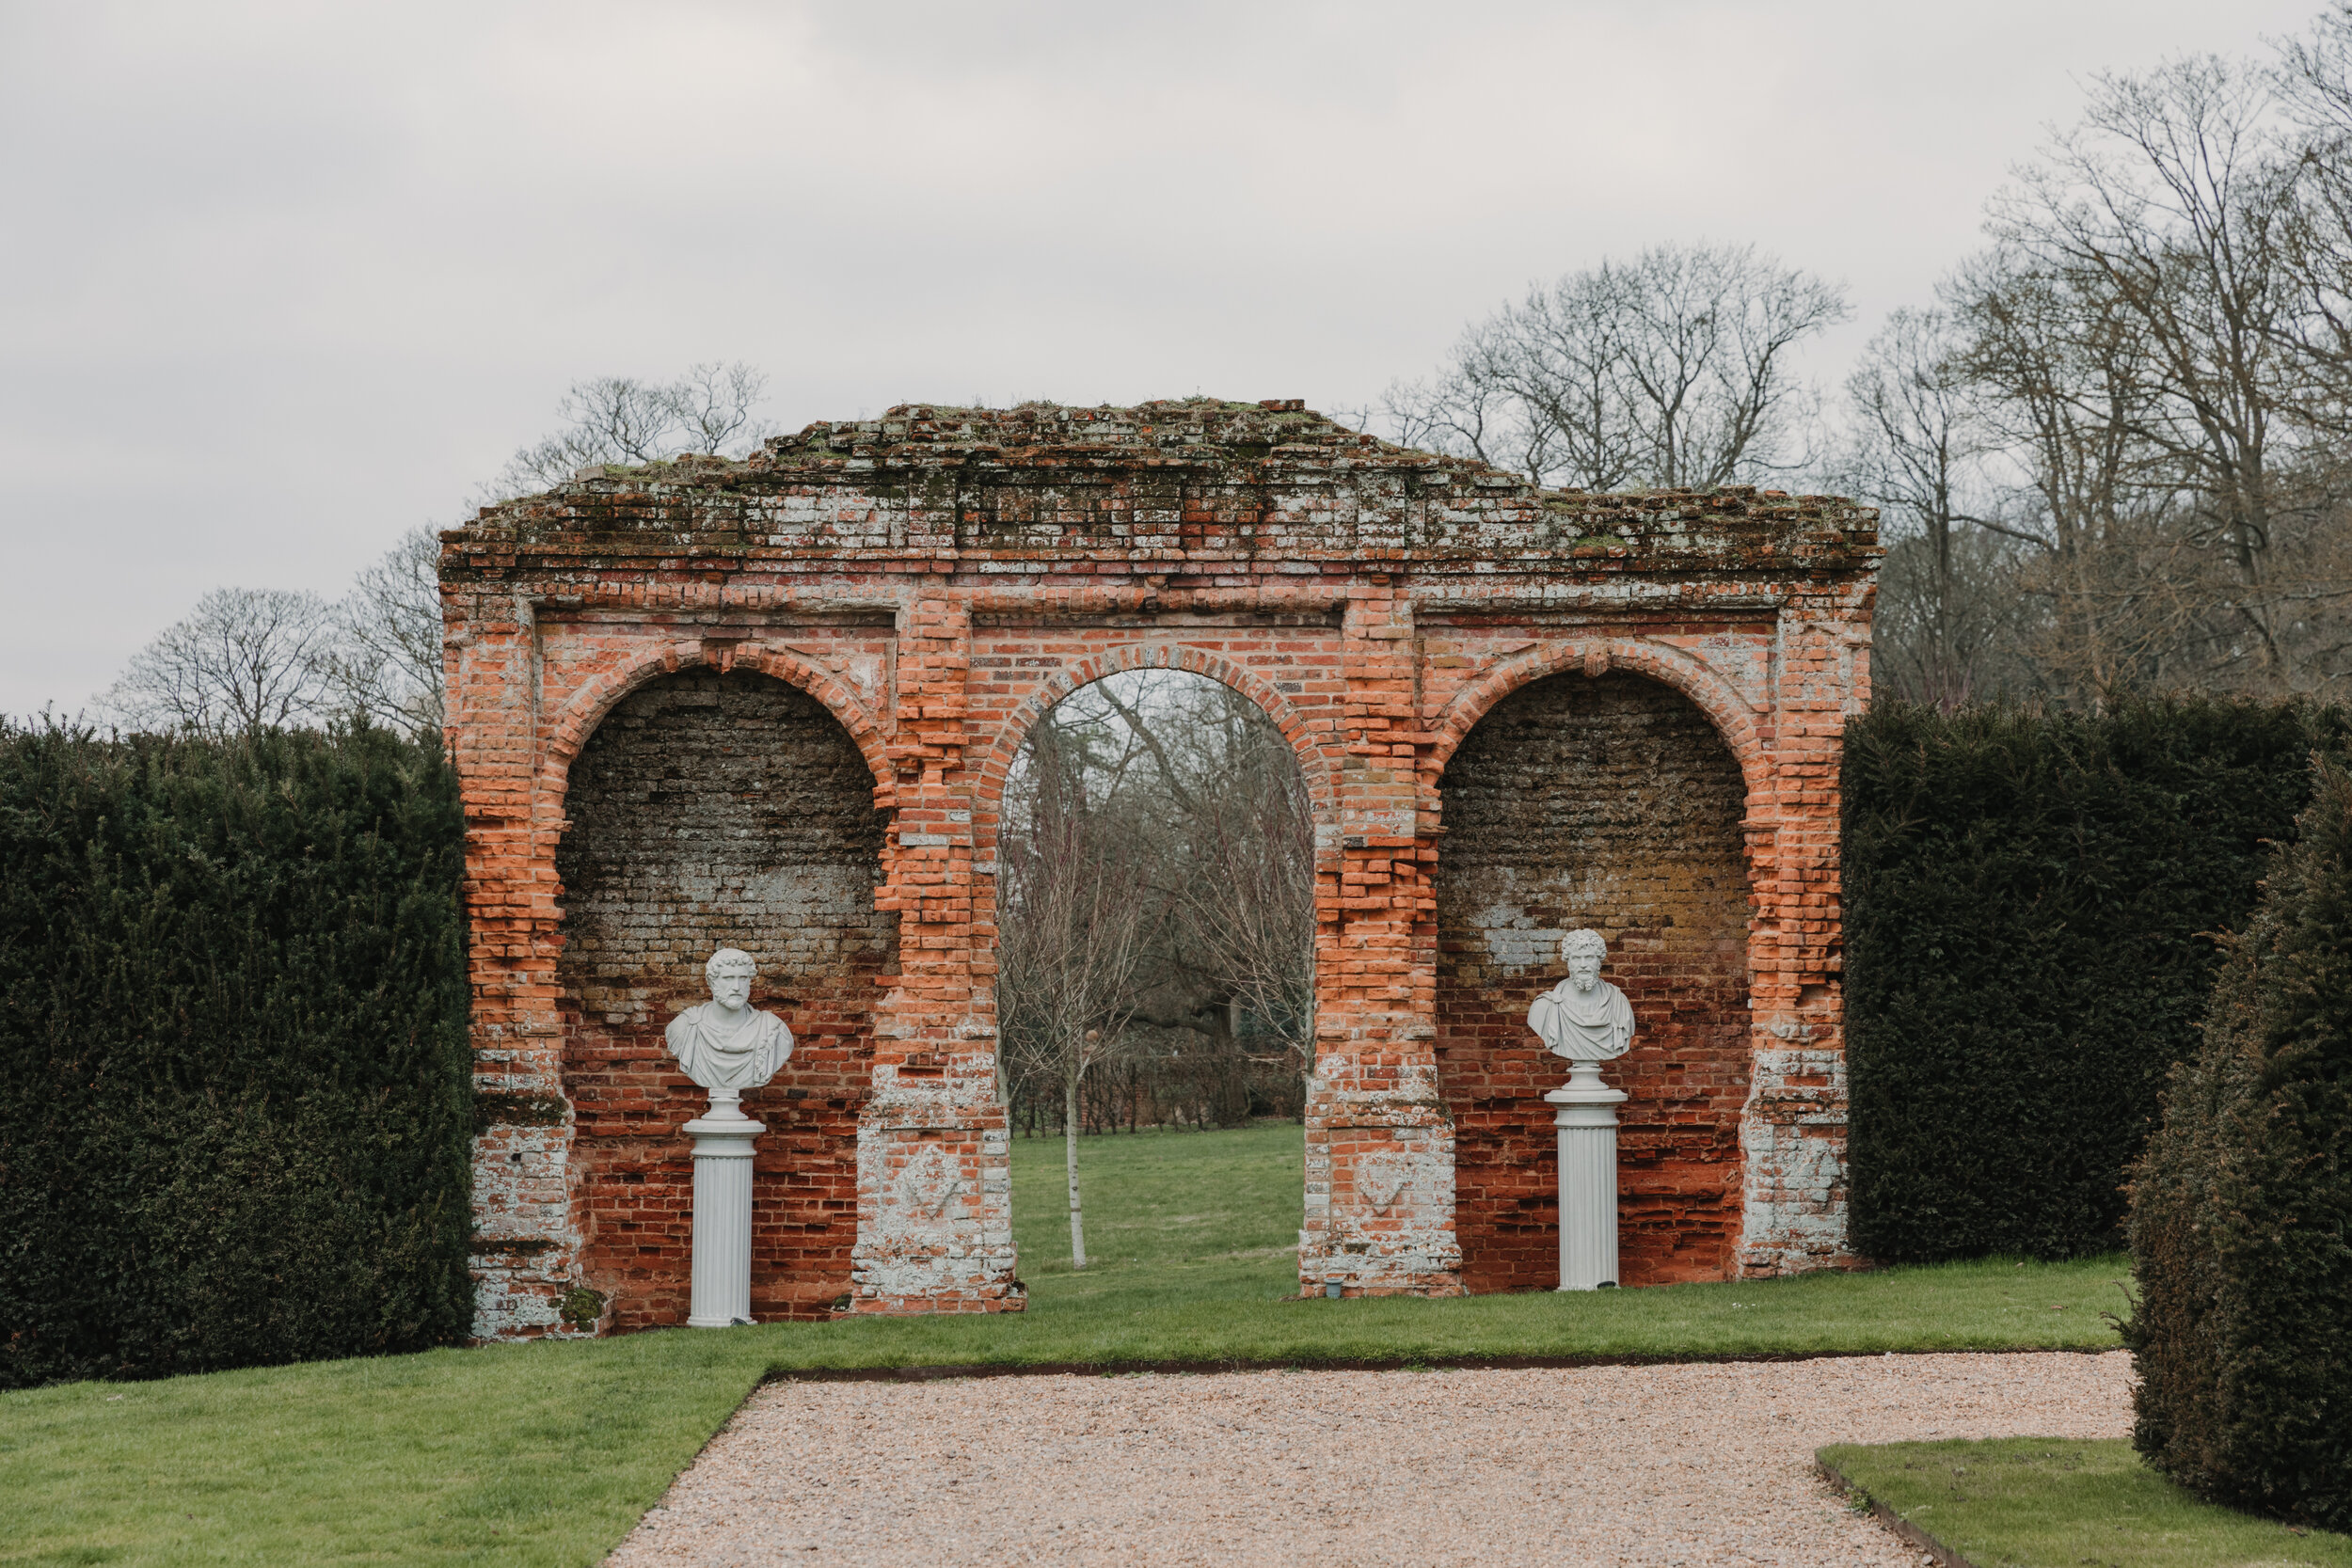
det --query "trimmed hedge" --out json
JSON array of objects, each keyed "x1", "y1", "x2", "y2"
[
  {"x1": 2126, "y1": 758, "x2": 2352, "y2": 1528},
  {"x1": 0, "y1": 724, "x2": 470, "y2": 1387},
  {"x1": 1844, "y1": 700, "x2": 2344, "y2": 1263}
]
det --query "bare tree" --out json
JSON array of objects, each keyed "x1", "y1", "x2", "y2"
[
  {"x1": 96, "y1": 364, "x2": 779, "y2": 744},
  {"x1": 1913, "y1": 41, "x2": 2352, "y2": 705},
  {"x1": 1838, "y1": 309, "x2": 2006, "y2": 707},
  {"x1": 334, "y1": 525, "x2": 445, "y2": 740},
  {"x1": 1381, "y1": 358, "x2": 1565, "y2": 482},
  {"x1": 102, "y1": 587, "x2": 343, "y2": 736},
  {"x1": 1385, "y1": 242, "x2": 1850, "y2": 489},
  {"x1": 490, "y1": 360, "x2": 778, "y2": 499},
  {"x1": 2271, "y1": 5, "x2": 2352, "y2": 432},
  {"x1": 667, "y1": 360, "x2": 775, "y2": 453},
  {"x1": 2262, "y1": 8, "x2": 2352, "y2": 691},
  {"x1": 996, "y1": 701, "x2": 1161, "y2": 1269},
  {"x1": 1364, "y1": 32, "x2": 2352, "y2": 707},
  {"x1": 995, "y1": 670, "x2": 1321, "y2": 1245},
  {"x1": 1944, "y1": 251, "x2": 2169, "y2": 702},
  {"x1": 1091, "y1": 677, "x2": 1317, "y2": 1090},
  {"x1": 1985, "y1": 53, "x2": 2328, "y2": 693}
]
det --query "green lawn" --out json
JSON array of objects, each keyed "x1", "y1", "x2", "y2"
[
  {"x1": 962, "y1": 1119, "x2": 2132, "y2": 1365},
  {"x1": 0, "y1": 1330, "x2": 777, "y2": 1568},
  {"x1": 0, "y1": 1122, "x2": 2137, "y2": 1567},
  {"x1": 1007, "y1": 1120, "x2": 1305, "y2": 1311},
  {"x1": 1820, "y1": 1438, "x2": 2352, "y2": 1567}
]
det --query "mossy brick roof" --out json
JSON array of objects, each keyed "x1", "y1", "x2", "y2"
[{"x1": 448, "y1": 398, "x2": 1880, "y2": 578}]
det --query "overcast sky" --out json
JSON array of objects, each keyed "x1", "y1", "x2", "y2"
[{"x1": 0, "y1": 0, "x2": 2328, "y2": 718}]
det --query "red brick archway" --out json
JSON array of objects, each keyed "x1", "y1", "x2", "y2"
[
  {"x1": 1435, "y1": 668, "x2": 1753, "y2": 1290},
  {"x1": 972, "y1": 640, "x2": 1341, "y2": 829},
  {"x1": 553, "y1": 669, "x2": 890, "y2": 1329},
  {"x1": 448, "y1": 400, "x2": 1878, "y2": 1336},
  {"x1": 544, "y1": 638, "x2": 895, "y2": 804}
]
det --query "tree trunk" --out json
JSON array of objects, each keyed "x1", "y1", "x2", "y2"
[{"x1": 1064, "y1": 1073, "x2": 1088, "y2": 1270}]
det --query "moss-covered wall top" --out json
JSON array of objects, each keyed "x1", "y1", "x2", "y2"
[{"x1": 449, "y1": 399, "x2": 1878, "y2": 580}]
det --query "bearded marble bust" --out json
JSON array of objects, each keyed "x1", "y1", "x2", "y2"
[
  {"x1": 665, "y1": 947, "x2": 794, "y2": 1116},
  {"x1": 1527, "y1": 928, "x2": 1635, "y2": 1064}
]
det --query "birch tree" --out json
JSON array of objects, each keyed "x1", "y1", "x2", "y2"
[
  {"x1": 996, "y1": 698, "x2": 1161, "y2": 1269},
  {"x1": 995, "y1": 671, "x2": 1320, "y2": 1256}
]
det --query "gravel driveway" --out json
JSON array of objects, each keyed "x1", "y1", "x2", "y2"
[{"x1": 607, "y1": 1351, "x2": 2133, "y2": 1567}]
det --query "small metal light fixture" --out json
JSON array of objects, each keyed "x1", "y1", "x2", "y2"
[{"x1": 1324, "y1": 1275, "x2": 1345, "y2": 1300}]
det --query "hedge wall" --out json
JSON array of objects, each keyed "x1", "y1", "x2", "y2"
[
  {"x1": 0, "y1": 724, "x2": 471, "y2": 1387},
  {"x1": 1843, "y1": 699, "x2": 2344, "y2": 1263},
  {"x1": 2126, "y1": 758, "x2": 2352, "y2": 1528}
]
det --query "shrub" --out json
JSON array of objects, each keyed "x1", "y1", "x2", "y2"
[
  {"x1": 0, "y1": 723, "x2": 470, "y2": 1387},
  {"x1": 2125, "y1": 757, "x2": 2352, "y2": 1529},
  {"x1": 1843, "y1": 699, "x2": 2344, "y2": 1262}
]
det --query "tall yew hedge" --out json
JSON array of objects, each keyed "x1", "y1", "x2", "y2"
[
  {"x1": 2126, "y1": 758, "x2": 2352, "y2": 1528},
  {"x1": 0, "y1": 724, "x2": 471, "y2": 1387},
  {"x1": 1843, "y1": 699, "x2": 2344, "y2": 1262}
]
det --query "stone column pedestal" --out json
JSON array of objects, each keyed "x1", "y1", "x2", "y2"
[
  {"x1": 683, "y1": 1099, "x2": 764, "y2": 1328},
  {"x1": 1547, "y1": 1063, "x2": 1627, "y2": 1291}
]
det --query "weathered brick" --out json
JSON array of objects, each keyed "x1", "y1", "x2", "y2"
[
  {"x1": 555, "y1": 671, "x2": 890, "y2": 1328},
  {"x1": 447, "y1": 401, "x2": 1878, "y2": 1333},
  {"x1": 1437, "y1": 672, "x2": 1750, "y2": 1289}
]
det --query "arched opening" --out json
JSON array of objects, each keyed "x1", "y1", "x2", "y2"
[
  {"x1": 1435, "y1": 669, "x2": 1751, "y2": 1290},
  {"x1": 555, "y1": 669, "x2": 893, "y2": 1327},
  {"x1": 993, "y1": 668, "x2": 1313, "y2": 1300}
]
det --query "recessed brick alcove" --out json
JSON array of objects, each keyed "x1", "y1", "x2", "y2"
[
  {"x1": 1435, "y1": 670, "x2": 1751, "y2": 1291},
  {"x1": 450, "y1": 398, "x2": 1878, "y2": 1337},
  {"x1": 554, "y1": 671, "x2": 892, "y2": 1327}
]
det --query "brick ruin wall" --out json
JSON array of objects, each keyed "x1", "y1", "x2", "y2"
[
  {"x1": 1436, "y1": 670, "x2": 1750, "y2": 1290},
  {"x1": 554, "y1": 671, "x2": 892, "y2": 1326},
  {"x1": 449, "y1": 399, "x2": 1879, "y2": 1328}
]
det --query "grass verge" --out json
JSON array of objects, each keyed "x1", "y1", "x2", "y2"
[
  {"x1": 0, "y1": 1124, "x2": 2136, "y2": 1566},
  {"x1": 1820, "y1": 1438, "x2": 2352, "y2": 1567},
  {"x1": 0, "y1": 1329, "x2": 778, "y2": 1568}
]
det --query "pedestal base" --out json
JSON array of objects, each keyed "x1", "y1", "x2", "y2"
[
  {"x1": 683, "y1": 1112, "x2": 765, "y2": 1328},
  {"x1": 1547, "y1": 1079, "x2": 1626, "y2": 1291}
]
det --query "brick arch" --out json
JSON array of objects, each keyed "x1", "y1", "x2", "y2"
[
  {"x1": 1429, "y1": 638, "x2": 1768, "y2": 815},
  {"x1": 551, "y1": 662, "x2": 897, "y2": 1328},
  {"x1": 542, "y1": 639, "x2": 893, "y2": 806},
  {"x1": 965, "y1": 641, "x2": 1338, "y2": 1130},
  {"x1": 970, "y1": 641, "x2": 1341, "y2": 836},
  {"x1": 1431, "y1": 649, "x2": 1759, "y2": 1291}
]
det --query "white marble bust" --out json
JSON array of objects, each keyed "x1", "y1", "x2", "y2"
[
  {"x1": 1527, "y1": 929, "x2": 1635, "y2": 1063},
  {"x1": 665, "y1": 947, "x2": 794, "y2": 1117}
]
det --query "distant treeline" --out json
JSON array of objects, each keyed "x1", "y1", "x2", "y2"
[{"x1": 1384, "y1": 16, "x2": 2352, "y2": 710}]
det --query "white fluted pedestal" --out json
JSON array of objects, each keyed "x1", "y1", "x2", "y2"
[
  {"x1": 1547, "y1": 1062, "x2": 1627, "y2": 1291},
  {"x1": 683, "y1": 1100, "x2": 764, "y2": 1328}
]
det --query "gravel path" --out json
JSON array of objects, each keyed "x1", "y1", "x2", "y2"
[{"x1": 608, "y1": 1351, "x2": 2133, "y2": 1567}]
